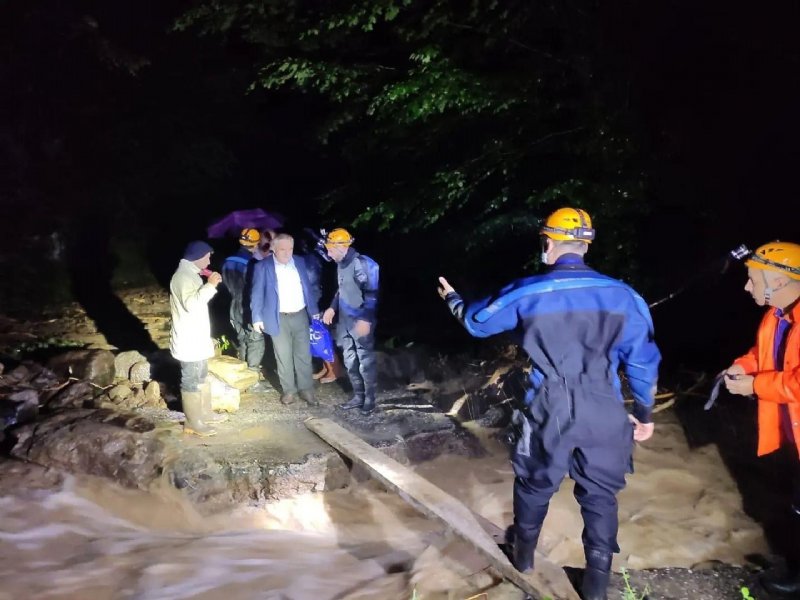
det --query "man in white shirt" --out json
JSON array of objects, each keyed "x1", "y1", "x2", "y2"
[
  {"x1": 251, "y1": 234, "x2": 320, "y2": 406},
  {"x1": 169, "y1": 240, "x2": 226, "y2": 436}
]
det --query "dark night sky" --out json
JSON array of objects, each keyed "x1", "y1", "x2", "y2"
[{"x1": 1, "y1": 1, "x2": 798, "y2": 369}]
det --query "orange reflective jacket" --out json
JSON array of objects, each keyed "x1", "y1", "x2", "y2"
[{"x1": 734, "y1": 301, "x2": 800, "y2": 458}]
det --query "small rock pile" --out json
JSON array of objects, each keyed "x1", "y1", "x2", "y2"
[{"x1": 1, "y1": 349, "x2": 169, "y2": 443}]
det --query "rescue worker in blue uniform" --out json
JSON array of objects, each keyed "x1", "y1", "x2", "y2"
[
  {"x1": 321, "y1": 228, "x2": 380, "y2": 415},
  {"x1": 222, "y1": 228, "x2": 268, "y2": 389},
  {"x1": 438, "y1": 208, "x2": 661, "y2": 600}
]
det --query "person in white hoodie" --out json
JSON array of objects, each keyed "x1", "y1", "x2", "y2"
[{"x1": 169, "y1": 240, "x2": 226, "y2": 436}]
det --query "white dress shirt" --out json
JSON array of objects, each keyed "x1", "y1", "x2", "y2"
[{"x1": 274, "y1": 256, "x2": 306, "y2": 313}]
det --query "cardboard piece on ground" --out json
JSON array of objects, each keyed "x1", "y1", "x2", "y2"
[
  {"x1": 305, "y1": 417, "x2": 580, "y2": 600},
  {"x1": 207, "y1": 356, "x2": 259, "y2": 390}
]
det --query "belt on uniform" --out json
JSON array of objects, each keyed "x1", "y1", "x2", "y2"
[{"x1": 279, "y1": 309, "x2": 305, "y2": 315}]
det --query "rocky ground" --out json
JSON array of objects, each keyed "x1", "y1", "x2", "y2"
[{"x1": 0, "y1": 286, "x2": 792, "y2": 599}]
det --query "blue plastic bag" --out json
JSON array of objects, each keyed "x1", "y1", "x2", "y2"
[{"x1": 309, "y1": 318, "x2": 335, "y2": 361}]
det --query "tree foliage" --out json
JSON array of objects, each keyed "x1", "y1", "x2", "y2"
[{"x1": 182, "y1": 0, "x2": 649, "y2": 281}]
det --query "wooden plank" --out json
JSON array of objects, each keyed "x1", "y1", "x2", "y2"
[{"x1": 305, "y1": 417, "x2": 580, "y2": 600}]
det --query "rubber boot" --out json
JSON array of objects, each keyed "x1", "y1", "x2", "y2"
[
  {"x1": 513, "y1": 539, "x2": 537, "y2": 574},
  {"x1": 200, "y1": 382, "x2": 228, "y2": 423},
  {"x1": 339, "y1": 395, "x2": 364, "y2": 410},
  {"x1": 581, "y1": 548, "x2": 612, "y2": 600},
  {"x1": 760, "y1": 501, "x2": 800, "y2": 598},
  {"x1": 360, "y1": 396, "x2": 376, "y2": 415},
  {"x1": 182, "y1": 391, "x2": 216, "y2": 437},
  {"x1": 761, "y1": 561, "x2": 800, "y2": 596},
  {"x1": 761, "y1": 510, "x2": 800, "y2": 596},
  {"x1": 505, "y1": 525, "x2": 540, "y2": 573}
]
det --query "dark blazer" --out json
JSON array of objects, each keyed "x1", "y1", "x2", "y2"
[{"x1": 250, "y1": 255, "x2": 320, "y2": 336}]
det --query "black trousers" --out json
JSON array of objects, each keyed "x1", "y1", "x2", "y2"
[{"x1": 512, "y1": 383, "x2": 634, "y2": 555}]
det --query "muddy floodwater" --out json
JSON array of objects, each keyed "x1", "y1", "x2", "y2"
[{"x1": 0, "y1": 414, "x2": 767, "y2": 600}]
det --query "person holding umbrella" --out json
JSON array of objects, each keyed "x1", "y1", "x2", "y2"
[
  {"x1": 206, "y1": 208, "x2": 284, "y2": 241},
  {"x1": 222, "y1": 228, "x2": 270, "y2": 390}
]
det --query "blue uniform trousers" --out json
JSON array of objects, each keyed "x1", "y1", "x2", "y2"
[
  {"x1": 336, "y1": 318, "x2": 377, "y2": 401},
  {"x1": 512, "y1": 379, "x2": 634, "y2": 555}
]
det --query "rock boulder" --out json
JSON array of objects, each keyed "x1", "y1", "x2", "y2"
[
  {"x1": 10, "y1": 409, "x2": 165, "y2": 489},
  {"x1": 207, "y1": 356, "x2": 259, "y2": 391},
  {"x1": 114, "y1": 350, "x2": 147, "y2": 380},
  {"x1": 47, "y1": 349, "x2": 115, "y2": 387}
]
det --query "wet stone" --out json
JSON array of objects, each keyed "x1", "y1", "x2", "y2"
[
  {"x1": 108, "y1": 384, "x2": 134, "y2": 404},
  {"x1": 47, "y1": 349, "x2": 115, "y2": 387},
  {"x1": 114, "y1": 350, "x2": 147, "y2": 380},
  {"x1": 129, "y1": 360, "x2": 151, "y2": 385},
  {"x1": 144, "y1": 381, "x2": 162, "y2": 405},
  {"x1": 0, "y1": 389, "x2": 39, "y2": 429},
  {"x1": 4, "y1": 364, "x2": 31, "y2": 384},
  {"x1": 45, "y1": 380, "x2": 94, "y2": 410}
]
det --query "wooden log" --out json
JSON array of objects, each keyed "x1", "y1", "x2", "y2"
[{"x1": 305, "y1": 417, "x2": 580, "y2": 600}]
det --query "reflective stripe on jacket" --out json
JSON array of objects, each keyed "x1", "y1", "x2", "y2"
[
  {"x1": 733, "y1": 301, "x2": 800, "y2": 458},
  {"x1": 446, "y1": 255, "x2": 660, "y2": 423}
]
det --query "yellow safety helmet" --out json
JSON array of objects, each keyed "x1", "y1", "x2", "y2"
[
  {"x1": 539, "y1": 207, "x2": 595, "y2": 242},
  {"x1": 324, "y1": 228, "x2": 354, "y2": 248},
  {"x1": 239, "y1": 228, "x2": 261, "y2": 248},
  {"x1": 745, "y1": 241, "x2": 800, "y2": 280}
]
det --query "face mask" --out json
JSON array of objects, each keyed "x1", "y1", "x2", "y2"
[{"x1": 540, "y1": 251, "x2": 549, "y2": 265}]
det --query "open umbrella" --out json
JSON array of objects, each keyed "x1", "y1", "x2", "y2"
[{"x1": 206, "y1": 208, "x2": 284, "y2": 238}]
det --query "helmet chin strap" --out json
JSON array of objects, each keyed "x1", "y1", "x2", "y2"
[
  {"x1": 762, "y1": 272, "x2": 790, "y2": 305},
  {"x1": 763, "y1": 270, "x2": 774, "y2": 304}
]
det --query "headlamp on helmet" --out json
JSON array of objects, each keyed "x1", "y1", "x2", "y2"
[
  {"x1": 239, "y1": 228, "x2": 261, "y2": 248},
  {"x1": 539, "y1": 208, "x2": 595, "y2": 242},
  {"x1": 744, "y1": 241, "x2": 800, "y2": 280},
  {"x1": 324, "y1": 228, "x2": 355, "y2": 249}
]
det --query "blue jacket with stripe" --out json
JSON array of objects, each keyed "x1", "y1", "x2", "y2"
[{"x1": 445, "y1": 254, "x2": 661, "y2": 423}]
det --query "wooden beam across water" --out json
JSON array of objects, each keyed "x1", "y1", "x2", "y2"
[{"x1": 305, "y1": 417, "x2": 579, "y2": 600}]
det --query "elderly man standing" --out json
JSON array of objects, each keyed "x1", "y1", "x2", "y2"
[
  {"x1": 170, "y1": 240, "x2": 226, "y2": 436},
  {"x1": 251, "y1": 233, "x2": 320, "y2": 406},
  {"x1": 438, "y1": 208, "x2": 660, "y2": 600},
  {"x1": 321, "y1": 228, "x2": 380, "y2": 415}
]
